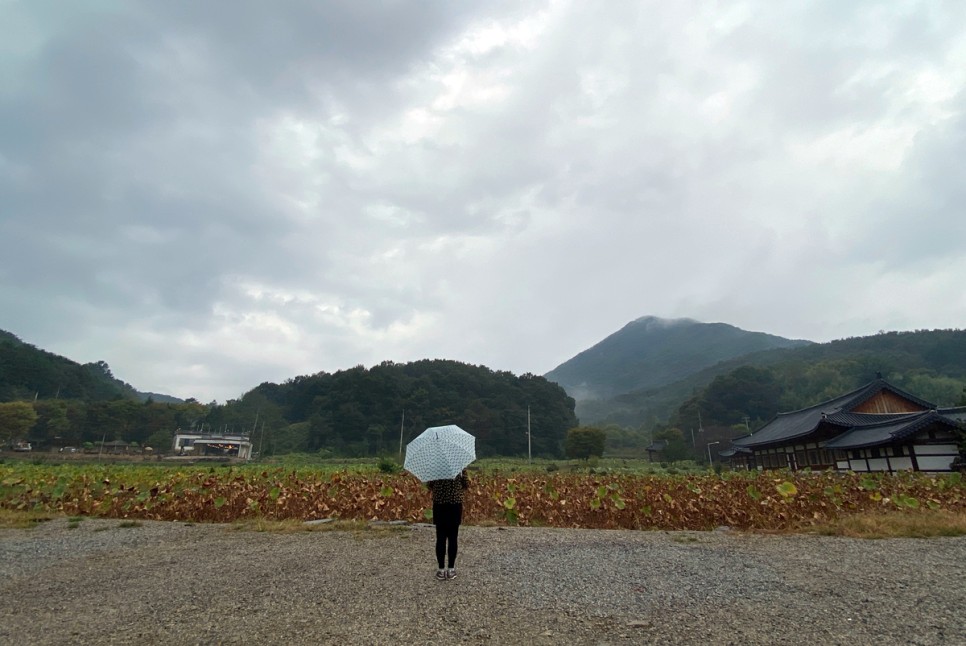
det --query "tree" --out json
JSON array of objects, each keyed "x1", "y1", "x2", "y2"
[
  {"x1": 146, "y1": 429, "x2": 174, "y2": 453},
  {"x1": 31, "y1": 400, "x2": 71, "y2": 446},
  {"x1": 564, "y1": 426, "x2": 606, "y2": 460},
  {"x1": 652, "y1": 427, "x2": 691, "y2": 462},
  {"x1": 0, "y1": 401, "x2": 38, "y2": 445}
]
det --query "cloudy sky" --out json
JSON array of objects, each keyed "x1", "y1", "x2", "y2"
[{"x1": 2, "y1": 1, "x2": 965, "y2": 402}]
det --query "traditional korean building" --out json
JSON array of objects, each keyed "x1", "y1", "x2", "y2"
[{"x1": 727, "y1": 378, "x2": 965, "y2": 473}]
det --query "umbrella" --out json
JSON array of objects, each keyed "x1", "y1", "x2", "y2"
[{"x1": 404, "y1": 424, "x2": 476, "y2": 483}]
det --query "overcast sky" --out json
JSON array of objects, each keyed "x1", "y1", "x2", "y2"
[{"x1": 2, "y1": 1, "x2": 965, "y2": 402}]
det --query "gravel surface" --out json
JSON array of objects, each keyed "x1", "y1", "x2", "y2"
[{"x1": 1, "y1": 518, "x2": 963, "y2": 645}]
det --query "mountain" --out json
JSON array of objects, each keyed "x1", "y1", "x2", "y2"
[
  {"x1": 545, "y1": 316, "x2": 811, "y2": 402},
  {"x1": 583, "y1": 328, "x2": 966, "y2": 428},
  {"x1": 0, "y1": 329, "x2": 182, "y2": 404}
]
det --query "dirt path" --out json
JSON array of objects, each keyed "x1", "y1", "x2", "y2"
[{"x1": 1, "y1": 518, "x2": 963, "y2": 645}]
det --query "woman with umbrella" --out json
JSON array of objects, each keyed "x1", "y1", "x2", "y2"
[
  {"x1": 403, "y1": 424, "x2": 476, "y2": 581},
  {"x1": 428, "y1": 469, "x2": 469, "y2": 580}
]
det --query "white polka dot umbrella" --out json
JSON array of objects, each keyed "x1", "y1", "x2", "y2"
[{"x1": 404, "y1": 424, "x2": 476, "y2": 483}]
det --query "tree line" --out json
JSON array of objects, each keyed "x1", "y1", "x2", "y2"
[
  {"x1": 1, "y1": 359, "x2": 579, "y2": 458},
  {"x1": 602, "y1": 359, "x2": 966, "y2": 464}
]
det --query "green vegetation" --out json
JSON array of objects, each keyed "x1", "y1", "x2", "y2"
[
  {"x1": 564, "y1": 427, "x2": 606, "y2": 460},
  {"x1": 585, "y1": 329, "x2": 966, "y2": 437},
  {"x1": 0, "y1": 508, "x2": 56, "y2": 528},
  {"x1": 0, "y1": 402, "x2": 38, "y2": 445},
  {"x1": 0, "y1": 330, "x2": 154, "y2": 402},
  {"x1": 5, "y1": 324, "x2": 963, "y2": 465},
  {"x1": 808, "y1": 509, "x2": 966, "y2": 538},
  {"x1": 546, "y1": 316, "x2": 808, "y2": 401},
  {"x1": 0, "y1": 350, "x2": 577, "y2": 458},
  {"x1": 246, "y1": 360, "x2": 576, "y2": 457}
]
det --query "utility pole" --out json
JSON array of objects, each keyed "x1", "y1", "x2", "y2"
[
  {"x1": 398, "y1": 410, "x2": 406, "y2": 460},
  {"x1": 527, "y1": 406, "x2": 531, "y2": 465},
  {"x1": 707, "y1": 441, "x2": 720, "y2": 466}
]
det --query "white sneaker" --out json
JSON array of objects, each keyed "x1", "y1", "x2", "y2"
[
  {"x1": 447, "y1": 568, "x2": 456, "y2": 580},
  {"x1": 435, "y1": 569, "x2": 447, "y2": 580}
]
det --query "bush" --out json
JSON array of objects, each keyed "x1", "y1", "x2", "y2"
[
  {"x1": 377, "y1": 456, "x2": 401, "y2": 474},
  {"x1": 545, "y1": 462, "x2": 559, "y2": 473},
  {"x1": 564, "y1": 427, "x2": 606, "y2": 460}
]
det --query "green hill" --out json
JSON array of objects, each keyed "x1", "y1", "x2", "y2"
[
  {"x1": 0, "y1": 329, "x2": 181, "y2": 404},
  {"x1": 545, "y1": 316, "x2": 811, "y2": 402},
  {"x1": 583, "y1": 328, "x2": 966, "y2": 428},
  {"x1": 235, "y1": 360, "x2": 578, "y2": 458}
]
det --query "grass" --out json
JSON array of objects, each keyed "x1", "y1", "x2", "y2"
[
  {"x1": 807, "y1": 510, "x2": 966, "y2": 539},
  {"x1": 229, "y1": 517, "x2": 409, "y2": 537},
  {"x1": 117, "y1": 520, "x2": 143, "y2": 528},
  {"x1": 0, "y1": 508, "x2": 56, "y2": 529}
]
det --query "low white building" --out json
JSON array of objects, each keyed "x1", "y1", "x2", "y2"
[{"x1": 172, "y1": 432, "x2": 253, "y2": 459}]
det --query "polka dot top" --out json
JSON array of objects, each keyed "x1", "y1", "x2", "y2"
[{"x1": 429, "y1": 473, "x2": 469, "y2": 505}]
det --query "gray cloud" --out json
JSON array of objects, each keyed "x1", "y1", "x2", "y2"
[{"x1": 1, "y1": 0, "x2": 964, "y2": 401}]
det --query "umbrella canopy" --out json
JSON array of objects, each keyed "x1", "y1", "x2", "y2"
[{"x1": 404, "y1": 424, "x2": 476, "y2": 483}]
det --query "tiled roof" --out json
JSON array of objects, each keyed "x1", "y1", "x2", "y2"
[
  {"x1": 824, "y1": 411, "x2": 961, "y2": 449},
  {"x1": 732, "y1": 379, "x2": 937, "y2": 449},
  {"x1": 823, "y1": 411, "x2": 920, "y2": 427},
  {"x1": 939, "y1": 406, "x2": 966, "y2": 423}
]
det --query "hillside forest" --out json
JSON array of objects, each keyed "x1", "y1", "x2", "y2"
[
  {"x1": 605, "y1": 330, "x2": 966, "y2": 462},
  {"x1": 0, "y1": 336, "x2": 577, "y2": 458},
  {"x1": 1, "y1": 327, "x2": 965, "y2": 462}
]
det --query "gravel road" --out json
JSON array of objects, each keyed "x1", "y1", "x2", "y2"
[{"x1": 1, "y1": 518, "x2": 963, "y2": 645}]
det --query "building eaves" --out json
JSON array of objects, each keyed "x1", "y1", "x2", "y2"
[
  {"x1": 824, "y1": 411, "x2": 959, "y2": 449},
  {"x1": 824, "y1": 411, "x2": 920, "y2": 427},
  {"x1": 732, "y1": 379, "x2": 936, "y2": 449}
]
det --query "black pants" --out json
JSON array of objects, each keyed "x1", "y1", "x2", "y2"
[{"x1": 433, "y1": 503, "x2": 462, "y2": 569}]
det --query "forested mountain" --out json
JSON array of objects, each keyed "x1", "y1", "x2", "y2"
[
  {"x1": 1, "y1": 331, "x2": 132, "y2": 402},
  {"x1": 586, "y1": 329, "x2": 966, "y2": 430},
  {"x1": 1, "y1": 340, "x2": 577, "y2": 457},
  {"x1": 0, "y1": 329, "x2": 180, "y2": 404},
  {"x1": 6, "y1": 321, "x2": 962, "y2": 459},
  {"x1": 545, "y1": 316, "x2": 810, "y2": 403},
  {"x1": 236, "y1": 360, "x2": 577, "y2": 458}
]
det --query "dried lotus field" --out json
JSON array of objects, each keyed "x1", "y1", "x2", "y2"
[{"x1": 2, "y1": 463, "x2": 964, "y2": 531}]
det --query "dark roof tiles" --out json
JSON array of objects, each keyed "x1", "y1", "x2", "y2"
[
  {"x1": 824, "y1": 411, "x2": 961, "y2": 449},
  {"x1": 732, "y1": 379, "x2": 939, "y2": 449}
]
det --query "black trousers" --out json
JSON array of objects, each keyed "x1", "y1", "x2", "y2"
[{"x1": 433, "y1": 503, "x2": 463, "y2": 569}]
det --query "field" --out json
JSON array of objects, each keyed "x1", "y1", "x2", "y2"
[{"x1": 2, "y1": 455, "x2": 964, "y2": 532}]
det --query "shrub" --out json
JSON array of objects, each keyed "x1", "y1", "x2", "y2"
[
  {"x1": 564, "y1": 427, "x2": 606, "y2": 460},
  {"x1": 377, "y1": 456, "x2": 401, "y2": 474}
]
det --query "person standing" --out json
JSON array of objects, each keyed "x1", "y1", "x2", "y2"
[{"x1": 427, "y1": 469, "x2": 469, "y2": 580}]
